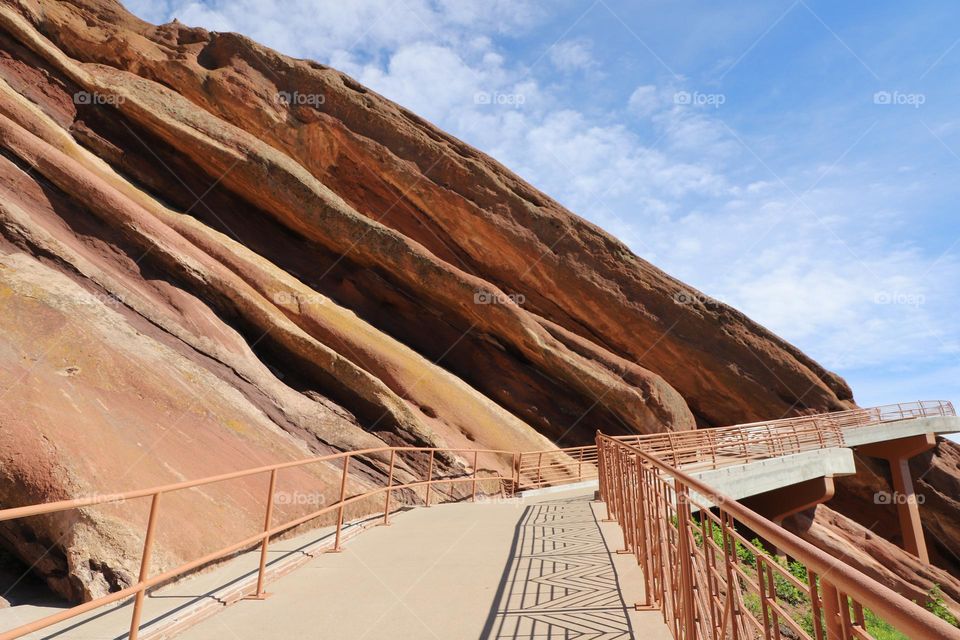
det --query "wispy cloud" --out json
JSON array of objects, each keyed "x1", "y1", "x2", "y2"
[{"x1": 126, "y1": 0, "x2": 960, "y2": 404}]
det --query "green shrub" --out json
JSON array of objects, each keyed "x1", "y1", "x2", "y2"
[{"x1": 926, "y1": 585, "x2": 959, "y2": 627}]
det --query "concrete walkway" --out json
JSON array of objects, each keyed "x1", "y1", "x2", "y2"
[
  {"x1": 0, "y1": 517, "x2": 375, "y2": 640},
  {"x1": 0, "y1": 489, "x2": 670, "y2": 639},
  {"x1": 176, "y1": 489, "x2": 669, "y2": 640}
]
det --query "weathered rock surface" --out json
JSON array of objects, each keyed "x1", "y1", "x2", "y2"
[
  {"x1": 1, "y1": 0, "x2": 952, "y2": 610},
  {"x1": 786, "y1": 500, "x2": 960, "y2": 617}
]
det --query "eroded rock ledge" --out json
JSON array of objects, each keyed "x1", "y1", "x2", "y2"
[{"x1": 3, "y1": 0, "x2": 950, "y2": 611}]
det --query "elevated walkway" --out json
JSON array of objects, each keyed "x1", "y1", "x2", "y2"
[{"x1": 687, "y1": 415, "x2": 960, "y2": 501}]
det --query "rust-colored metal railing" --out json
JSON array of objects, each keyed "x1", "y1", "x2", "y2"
[
  {"x1": 515, "y1": 401, "x2": 956, "y2": 490},
  {"x1": 596, "y1": 433, "x2": 960, "y2": 640},
  {"x1": 615, "y1": 400, "x2": 956, "y2": 472},
  {"x1": 0, "y1": 445, "x2": 515, "y2": 640},
  {"x1": 516, "y1": 445, "x2": 599, "y2": 490},
  {"x1": 0, "y1": 401, "x2": 952, "y2": 639},
  {"x1": 514, "y1": 401, "x2": 955, "y2": 493}
]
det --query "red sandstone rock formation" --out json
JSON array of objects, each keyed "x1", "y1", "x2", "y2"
[
  {"x1": 0, "y1": 0, "x2": 952, "y2": 612},
  {"x1": 786, "y1": 499, "x2": 960, "y2": 617}
]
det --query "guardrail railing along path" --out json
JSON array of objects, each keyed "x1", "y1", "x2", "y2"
[
  {"x1": 596, "y1": 402, "x2": 960, "y2": 640},
  {"x1": 0, "y1": 400, "x2": 954, "y2": 639}
]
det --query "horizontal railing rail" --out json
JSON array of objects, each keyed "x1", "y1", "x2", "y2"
[
  {"x1": 596, "y1": 432, "x2": 960, "y2": 640},
  {"x1": 516, "y1": 445, "x2": 599, "y2": 490},
  {"x1": 614, "y1": 400, "x2": 956, "y2": 471},
  {"x1": 0, "y1": 444, "x2": 517, "y2": 640},
  {"x1": 0, "y1": 401, "x2": 952, "y2": 639}
]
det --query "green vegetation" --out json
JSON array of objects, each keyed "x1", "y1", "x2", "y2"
[
  {"x1": 683, "y1": 514, "x2": 959, "y2": 638},
  {"x1": 927, "y1": 585, "x2": 959, "y2": 627}
]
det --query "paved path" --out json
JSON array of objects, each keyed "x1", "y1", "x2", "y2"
[
  {"x1": 178, "y1": 489, "x2": 670, "y2": 639},
  {"x1": 485, "y1": 495, "x2": 645, "y2": 638},
  {"x1": 0, "y1": 488, "x2": 670, "y2": 639}
]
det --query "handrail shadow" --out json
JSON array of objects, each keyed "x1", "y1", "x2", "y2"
[{"x1": 480, "y1": 495, "x2": 635, "y2": 639}]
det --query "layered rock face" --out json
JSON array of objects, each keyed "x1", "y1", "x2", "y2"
[{"x1": 1, "y1": 0, "x2": 949, "y2": 609}]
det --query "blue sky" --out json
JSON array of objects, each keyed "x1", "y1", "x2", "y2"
[{"x1": 126, "y1": 0, "x2": 960, "y2": 409}]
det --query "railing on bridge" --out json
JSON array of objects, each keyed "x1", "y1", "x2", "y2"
[
  {"x1": 596, "y1": 432, "x2": 960, "y2": 640},
  {"x1": 615, "y1": 400, "x2": 955, "y2": 471},
  {"x1": 516, "y1": 400, "x2": 956, "y2": 486}
]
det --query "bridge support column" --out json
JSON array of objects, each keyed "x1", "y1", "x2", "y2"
[
  {"x1": 857, "y1": 433, "x2": 936, "y2": 564},
  {"x1": 742, "y1": 477, "x2": 835, "y2": 558}
]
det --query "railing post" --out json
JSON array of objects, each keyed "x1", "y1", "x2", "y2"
[
  {"x1": 249, "y1": 469, "x2": 278, "y2": 599},
  {"x1": 616, "y1": 449, "x2": 628, "y2": 526},
  {"x1": 808, "y1": 571, "x2": 825, "y2": 640},
  {"x1": 719, "y1": 510, "x2": 740, "y2": 640},
  {"x1": 535, "y1": 452, "x2": 543, "y2": 488},
  {"x1": 617, "y1": 450, "x2": 634, "y2": 554},
  {"x1": 708, "y1": 429, "x2": 717, "y2": 468},
  {"x1": 821, "y1": 579, "x2": 844, "y2": 640},
  {"x1": 578, "y1": 447, "x2": 584, "y2": 481},
  {"x1": 675, "y1": 485, "x2": 696, "y2": 637},
  {"x1": 333, "y1": 455, "x2": 350, "y2": 551},
  {"x1": 425, "y1": 450, "x2": 435, "y2": 506},
  {"x1": 634, "y1": 452, "x2": 653, "y2": 607},
  {"x1": 608, "y1": 446, "x2": 625, "y2": 522},
  {"x1": 514, "y1": 452, "x2": 521, "y2": 494},
  {"x1": 471, "y1": 450, "x2": 479, "y2": 502},
  {"x1": 129, "y1": 492, "x2": 161, "y2": 640},
  {"x1": 600, "y1": 440, "x2": 615, "y2": 521},
  {"x1": 382, "y1": 449, "x2": 396, "y2": 525}
]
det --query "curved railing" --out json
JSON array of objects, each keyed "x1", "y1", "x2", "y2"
[
  {"x1": 0, "y1": 445, "x2": 518, "y2": 640},
  {"x1": 516, "y1": 445, "x2": 599, "y2": 489},
  {"x1": 596, "y1": 433, "x2": 960, "y2": 640},
  {"x1": 0, "y1": 401, "x2": 953, "y2": 639},
  {"x1": 615, "y1": 400, "x2": 956, "y2": 471},
  {"x1": 517, "y1": 401, "x2": 957, "y2": 487}
]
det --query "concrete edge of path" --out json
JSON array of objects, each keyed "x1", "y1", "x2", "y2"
[
  {"x1": 0, "y1": 511, "x2": 395, "y2": 640},
  {"x1": 137, "y1": 513, "x2": 385, "y2": 640}
]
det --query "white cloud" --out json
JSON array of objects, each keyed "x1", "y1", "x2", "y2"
[
  {"x1": 125, "y1": 1, "x2": 960, "y2": 402},
  {"x1": 627, "y1": 84, "x2": 661, "y2": 117},
  {"x1": 357, "y1": 43, "x2": 481, "y2": 123},
  {"x1": 547, "y1": 39, "x2": 595, "y2": 72}
]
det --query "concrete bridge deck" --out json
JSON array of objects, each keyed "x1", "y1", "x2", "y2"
[{"x1": 685, "y1": 415, "x2": 960, "y2": 502}]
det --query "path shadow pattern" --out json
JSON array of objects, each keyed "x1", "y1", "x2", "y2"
[{"x1": 484, "y1": 496, "x2": 634, "y2": 639}]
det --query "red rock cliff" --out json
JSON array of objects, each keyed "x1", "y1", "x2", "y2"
[{"x1": 0, "y1": 0, "x2": 915, "y2": 604}]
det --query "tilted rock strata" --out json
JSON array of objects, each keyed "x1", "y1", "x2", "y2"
[
  {"x1": 786, "y1": 501, "x2": 960, "y2": 618},
  {"x1": 4, "y1": 0, "x2": 853, "y2": 430},
  {"x1": 7, "y1": 0, "x2": 949, "y2": 609}
]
